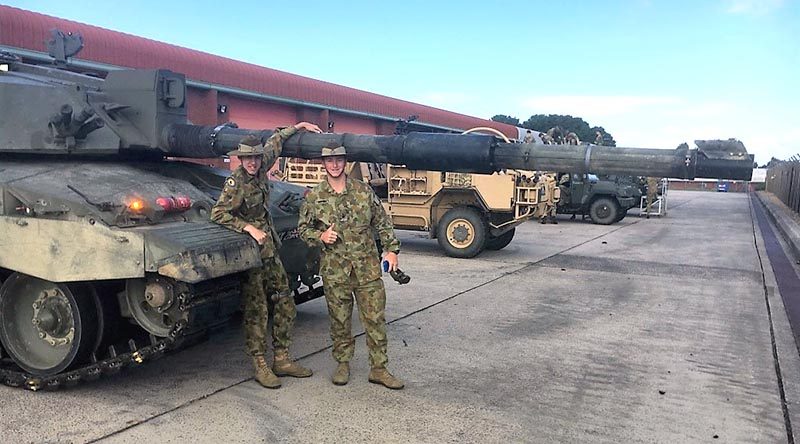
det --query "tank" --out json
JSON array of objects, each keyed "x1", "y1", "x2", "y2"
[
  {"x1": 0, "y1": 35, "x2": 752, "y2": 390},
  {"x1": 0, "y1": 45, "x2": 322, "y2": 390}
]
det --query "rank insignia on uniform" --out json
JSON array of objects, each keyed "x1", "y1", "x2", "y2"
[{"x1": 226, "y1": 177, "x2": 236, "y2": 187}]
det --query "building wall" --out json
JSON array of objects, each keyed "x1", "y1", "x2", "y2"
[
  {"x1": 668, "y1": 180, "x2": 753, "y2": 193},
  {"x1": 221, "y1": 95, "x2": 300, "y2": 130},
  {"x1": 328, "y1": 112, "x2": 378, "y2": 134}
]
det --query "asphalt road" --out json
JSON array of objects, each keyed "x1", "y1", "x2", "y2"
[{"x1": 2, "y1": 190, "x2": 799, "y2": 443}]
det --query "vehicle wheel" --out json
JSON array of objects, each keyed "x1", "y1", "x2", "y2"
[
  {"x1": 0, "y1": 273, "x2": 99, "y2": 376},
  {"x1": 437, "y1": 207, "x2": 487, "y2": 258},
  {"x1": 485, "y1": 228, "x2": 515, "y2": 251},
  {"x1": 588, "y1": 197, "x2": 620, "y2": 225},
  {"x1": 615, "y1": 211, "x2": 627, "y2": 222}
]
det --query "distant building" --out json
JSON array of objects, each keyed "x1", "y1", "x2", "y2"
[{"x1": 668, "y1": 168, "x2": 765, "y2": 192}]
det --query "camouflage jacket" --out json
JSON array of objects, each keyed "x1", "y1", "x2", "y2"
[
  {"x1": 646, "y1": 177, "x2": 659, "y2": 194},
  {"x1": 299, "y1": 177, "x2": 400, "y2": 285},
  {"x1": 210, "y1": 126, "x2": 297, "y2": 258}
]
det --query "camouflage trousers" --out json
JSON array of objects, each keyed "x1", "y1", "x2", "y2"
[
  {"x1": 242, "y1": 254, "x2": 295, "y2": 356},
  {"x1": 324, "y1": 272, "x2": 388, "y2": 369},
  {"x1": 645, "y1": 192, "x2": 657, "y2": 214}
]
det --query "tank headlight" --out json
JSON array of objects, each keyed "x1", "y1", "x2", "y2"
[
  {"x1": 128, "y1": 199, "x2": 145, "y2": 212},
  {"x1": 0, "y1": 64, "x2": 8, "y2": 72}
]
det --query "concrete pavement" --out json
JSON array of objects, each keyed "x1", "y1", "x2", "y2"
[{"x1": 1, "y1": 190, "x2": 798, "y2": 443}]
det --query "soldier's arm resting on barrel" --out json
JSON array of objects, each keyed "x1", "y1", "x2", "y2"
[{"x1": 262, "y1": 122, "x2": 322, "y2": 169}]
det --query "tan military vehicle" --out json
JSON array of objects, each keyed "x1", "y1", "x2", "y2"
[{"x1": 284, "y1": 157, "x2": 559, "y2": 258}]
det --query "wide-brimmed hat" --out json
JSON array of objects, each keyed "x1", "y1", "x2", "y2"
[
  {"x1": 321, "y1": 146, "x2": 347, "y2": 157},
  {"x1": 226, "y1": 143, "x2": 265, "y2": 157}
]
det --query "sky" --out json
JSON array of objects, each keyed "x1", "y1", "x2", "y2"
[{"x1": 3, "y1": 0, "x2": 798, "y2": 164}]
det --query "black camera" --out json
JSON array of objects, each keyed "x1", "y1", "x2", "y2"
[{"x1": 389, "y1": 268, "x2": 411, "y2": 285}]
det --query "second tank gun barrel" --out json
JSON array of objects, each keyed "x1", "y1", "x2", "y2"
[{"x1": 164, "y1": 124, "x2": 753, "y2": 181}]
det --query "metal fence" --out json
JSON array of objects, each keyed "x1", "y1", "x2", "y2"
[{"x1": 767, "y1": 162, "x2": 800, "y2": 214}]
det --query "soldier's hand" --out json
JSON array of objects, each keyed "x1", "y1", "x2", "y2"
[
  {"x1": 244, "y1": 224, "x2": 268, "y2": 245},
  {"x1": 295, "y1": 122, "x2": 323, "y2": 133},
  {"x1": 383, "y1": 251, "x2": 399, "y2": 272},
  {"x1": 320, "y1": 223, "x2": 338, "y2": 244}
]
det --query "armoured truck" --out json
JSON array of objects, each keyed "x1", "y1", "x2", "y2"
[
  {"x1": 556, "y1": 174, "x2": 643, "y2": 224},
  {"x1": 284, "y1": 159, "x2": 561, "y2": 258},
  {"x1": 0, "y1": 36, "x2": 752, "y2": 390}
]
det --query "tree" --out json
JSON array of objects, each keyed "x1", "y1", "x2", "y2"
[
  {"x1": 519, "y1": 114, "x2": 616, "y2": 146},
  {"x1": 491, "y1": 115, "x2": 520, "y2": 126}
]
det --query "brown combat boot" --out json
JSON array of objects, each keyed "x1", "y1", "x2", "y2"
[
  {"x1": 332, "y1": 362, "x2": 350, "y2": 386},
  {"x1": 253, "y1": 355, "x2": 281, "y2": 389},
  {"x1": 368, "y1": 367, "x2": 404, "y2": 390},
  {"x1": 272, "y1": 349, "x2": 313, "y2": 378}
]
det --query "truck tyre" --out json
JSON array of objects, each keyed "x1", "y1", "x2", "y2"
[
  {"x1": 437, "y1": 207, "x2": 487, "y2": 258},
  {"x1": 615, "y1": 211, "x2": 627, "y2": 222},
  {"x1": 485, "y1": 228, "x2": 515, "y2": 251},
  {"x1": 588, "y1": 197, "x2": 620, "y2": 225}
]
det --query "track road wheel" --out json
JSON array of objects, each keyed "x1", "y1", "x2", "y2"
[
  {"x1": 589, "y1": 197, "x2": 620, "y2": 225},
  {"x1": 485, "y1": 228, "x2": 515, "y2": 251},
  {"x1": 0, "y1": 273, "x2": 99, "y2": 376},
  {"x1": 437, "y1": 207, "x2": 487, "y2": 258}
]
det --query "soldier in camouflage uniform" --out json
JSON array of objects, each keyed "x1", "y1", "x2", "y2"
[
  {"x1": 211, "y1": 122, "x2": 322, "y2": 389},
  {"x1": 565, "y1": 132, "x2": 580, "y2": 145},
  {"x1": 594, "y1": 130, "x2": 605, "y2": 146},
  {"x1": 522, "y1": 129, "x2": 534, "y2": 144},
  {"x1": 298, "y1": 145, "x2": 405, "y2": 390},
  {"x1": 644, "y1": 177, "x2": 660, "y2": 219}
]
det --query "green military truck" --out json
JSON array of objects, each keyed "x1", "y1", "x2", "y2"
[{"x1": 557, "y1": 174, "x2": 642, "y2": 224}]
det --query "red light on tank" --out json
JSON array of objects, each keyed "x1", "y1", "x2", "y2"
[
  {"x1": 156, "y1": 196, "x2": 192, "y2": 212},
  {"x1": 174, "y1": 196, "x2": 192, "y2": 210},
  {"x1": 155, "y1": 197, "x2": 174, "y2": 211}
]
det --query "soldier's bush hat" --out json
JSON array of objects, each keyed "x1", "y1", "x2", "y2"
[
  {"x1": 321, "y1": 146, "x2": 347, "y2": 157},
  {"x1": 227, "y1": 143, "x2": 265, "y2": 157}
]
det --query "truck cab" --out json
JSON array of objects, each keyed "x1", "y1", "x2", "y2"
[{"x1": 557, "y1": 173, "x2": 642, "y2": 224}]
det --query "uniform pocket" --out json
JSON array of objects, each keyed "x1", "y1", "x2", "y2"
[{"x1": 244, "y1": 194, "x2": 263, "y2": 210}]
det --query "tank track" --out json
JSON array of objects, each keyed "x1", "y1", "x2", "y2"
[
  {"x1": 0, "y1": 271, "x2": 325, "y2": 391},
  {"x1": 0, "y1": 276, "x2": 237, "y2": 391},
  {"x1": 0, "y1": 320, "x2": 184, "y2": 391}
]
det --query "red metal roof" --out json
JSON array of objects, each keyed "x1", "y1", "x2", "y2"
[{"x1": 0, "y1": 5, "x2": 519, "y2": 138}]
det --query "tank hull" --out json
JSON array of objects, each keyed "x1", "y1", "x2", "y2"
[{"x1": 0, "y1": 159, "x2": 320, "y2": 388}]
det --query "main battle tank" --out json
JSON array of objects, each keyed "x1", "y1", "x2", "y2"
[
  {"x1": 0, "y1": 43, "x2": 323, "y2": 390},
  {"x1": 0, "y1": 34, "x2": 752, "y2": 390}
]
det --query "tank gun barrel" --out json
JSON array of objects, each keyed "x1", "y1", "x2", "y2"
[
  {"x1": 165, "y1": 125, "x2": 753, "y2": 181},
  {"x1": 2, "y1": 58, "x2": 752, "y2": 180}
]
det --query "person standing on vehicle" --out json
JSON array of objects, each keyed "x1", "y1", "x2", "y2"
[
  {"x1": 522, "y1": 129, "x2": 534, "y2": 143},
  {"x1": 211, "y1": 122, "x2": 322, "y2": 389},
  {"x1": 644, "y1": 177, "x2": 660, "y2": 218},
  {"x1": 594, "y1": 130, "x2": 605, "y2": 146},
  {"x1": 298, "y1": 145, "x2": 405, "y2": 390}
]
